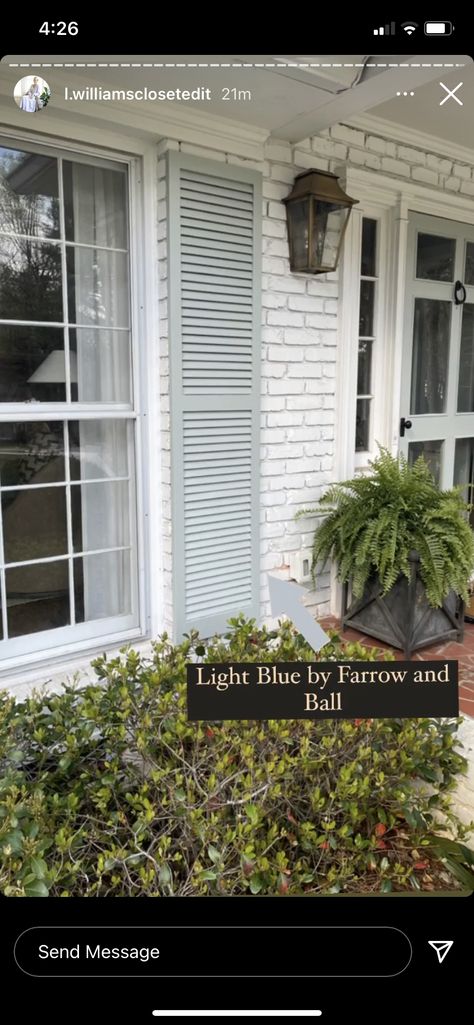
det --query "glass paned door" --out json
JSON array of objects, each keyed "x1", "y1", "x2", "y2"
[{"x1": 401, "y1": 213, "x2": 474, "y2": 492}]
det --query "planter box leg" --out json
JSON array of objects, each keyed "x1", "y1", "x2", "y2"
[
  {"x1": 341, "y1": 581, "x2": 348, "y2": 628},
  {"x1": 458, "y1": 599, "x2": 465, "y2": 643},
  {"x1": 404, "y1": 559, "x2": 417, "y2": 658}
]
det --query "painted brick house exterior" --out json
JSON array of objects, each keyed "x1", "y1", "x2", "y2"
[
  {"x1": 1, "y1": 56, "x2": 474, "y2": 695},
  {"x1": 158, "y1": 121, "x2": 474, "y2": 634}
]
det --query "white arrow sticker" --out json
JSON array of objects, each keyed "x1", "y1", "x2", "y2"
[{"x1": 268, "y1": 575, "x2": 330, "y2": 653}]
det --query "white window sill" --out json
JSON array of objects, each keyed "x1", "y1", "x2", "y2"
[{"x1": 1, "y1": 631, "x2": 152, "y2": 700}]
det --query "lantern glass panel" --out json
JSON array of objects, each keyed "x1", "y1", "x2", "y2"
[
  {"x1": 310, "y1": 199, "x2": 347, "y2": 271},
  {"x1": 288, "y1": 197, "x2": 310, "y2": 270}
]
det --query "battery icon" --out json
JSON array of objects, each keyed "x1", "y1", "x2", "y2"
[{"x1": 424, "y1": 21, "x2": 453, "y2": 35}]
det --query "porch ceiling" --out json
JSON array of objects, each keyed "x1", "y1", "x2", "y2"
[
  {"x1": 370, "y1": 64, "x2": 474, "y2": 149},
  {"x1": 63, "y1": 53, "x2": 471, "y2": 145},
  {"x1": 1, "y1": 53, "x2": 472, "y2": 150}
]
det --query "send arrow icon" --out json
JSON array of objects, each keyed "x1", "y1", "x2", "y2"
[
  {"x1": 428, "y1": 940, "x2": 454, "y2": 964},
  {"x1": 268, "y1": 575, "x2": 330, "y2": 653}
]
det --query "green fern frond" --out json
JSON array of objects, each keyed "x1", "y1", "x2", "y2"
[{"x1": 306, "y1": 446, "x2": 474, "y2": 604}]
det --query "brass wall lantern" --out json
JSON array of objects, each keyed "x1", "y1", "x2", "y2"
[{"x1": 283, "y1": 169, "x2": 358, "y2": 274}]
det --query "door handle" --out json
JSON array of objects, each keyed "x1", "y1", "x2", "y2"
[
  {"x1": 454, "y1": 280, "x2": 467, "y2": 305},
  {"x1": 399, "y1": 417, "x2": 412, "y2": 438}
]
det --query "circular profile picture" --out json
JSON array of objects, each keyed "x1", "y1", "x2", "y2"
[{"x1": 14, "y1": 75, "x2": 51, "y2": 114}]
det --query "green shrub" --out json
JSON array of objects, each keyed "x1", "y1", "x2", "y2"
[
  {"x1": 0, "y1": 616, "x2": 472, "y2": 897},
  {"x1": 300, "y1": 448, "x2": 474, "y2": 605}
]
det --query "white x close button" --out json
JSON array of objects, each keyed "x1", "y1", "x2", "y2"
[{"x1": 439, "y1": 81, "x2": 463, "y2": 106}]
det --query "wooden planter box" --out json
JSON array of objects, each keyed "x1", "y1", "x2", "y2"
[
  {"x1": 465, "y1": 591, "x2": 474, "y2": 623},
  {"x1": 341, "y1": 552, "x2": 464, "y2": 658}
]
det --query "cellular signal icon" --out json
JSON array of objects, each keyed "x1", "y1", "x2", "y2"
[{"x1": 373, "y1": 22, "x2": 396, "y2": 35}]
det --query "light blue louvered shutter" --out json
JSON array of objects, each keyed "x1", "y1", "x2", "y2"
[{"x1": 167, "y1": 152, "x2": 261, "y2": 639}]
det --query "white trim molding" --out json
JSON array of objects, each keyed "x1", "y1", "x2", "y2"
[
  {"x1": 351, "y1": 112, "x2": 474, "y2": 168},
  {"x1": 344, "y1": 166, "x2": 474, "y2": 222},
  {"x1": 337, "y1": 163, "x2": 474, "y2": 488}
]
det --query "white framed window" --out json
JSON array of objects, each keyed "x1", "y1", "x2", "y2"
[
  {"x1": 351, "y1": 204, "x2": 391, "y2": 471},
  {"x1": 355, "y1": 216, "x2": 379, "y2": 454},
  {"x1": 0, "y1": 136, "x2": 144, "y2": 669},
  {"x1": 338, "y1": 181, "x2": 397, "y2": 485}
]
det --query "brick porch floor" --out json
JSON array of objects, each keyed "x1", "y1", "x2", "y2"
[{"x1": 322, "y1": 617, "x2": 474, "y2": 718}]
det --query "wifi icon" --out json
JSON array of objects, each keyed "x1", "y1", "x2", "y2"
[{"x1": 402, "y1": 21, "x2": 419, "y2": 35}]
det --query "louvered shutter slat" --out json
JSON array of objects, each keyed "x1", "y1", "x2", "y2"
[{"x1": 168, "y1": 154, "x2": 261, "y2": 637}]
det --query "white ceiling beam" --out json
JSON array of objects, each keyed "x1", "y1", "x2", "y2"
[{"x1": 270, "y1": 57, "x2": 465, "y2": 141}]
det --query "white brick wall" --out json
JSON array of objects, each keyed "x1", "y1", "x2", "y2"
[
  {"x1": 157, "y1": 123, "x2": 474, "y2": 636},
  {"x1": 259, "y1": 139, "x2": 335, "y2": 621},
  {"x1": 308, "y1": 125, "x2": 474, "y2": 197}
]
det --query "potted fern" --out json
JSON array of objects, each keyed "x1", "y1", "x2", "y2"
[{"x1": 302, "y1": 448, "x2": 474, "y2": 657}]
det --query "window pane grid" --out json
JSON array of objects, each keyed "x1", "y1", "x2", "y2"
[
  {"x1": 0, "y1": 473, "x2": 8, "y2": 639},
  {"x1": 0, "y1": 150, "x2": 131, "y2": 406},
  {"x1": 0, "y1": 142, "x2": 138, "y2": 649},
  {"x1": 0, "y1": 419, "x2": 135, "y2": 635},
  {"x1": 0, "y1": 410, "x2": 136, "y2": 421},
  {"x1": 1, "y1": 545, "x2": 132, "y2": 571},
  {"x1": 58, "y1": 156, "x2": 71, "y2": 404},
  {"x1": 63, "y1": 416, "x2": 75, "y2": 625},
  {"x1": 355, "y1": 218, "x2": 378, "y2": 453},
  {"x1": 0, "y1": 474, "x2": 131, "y2": 492},
  {"x1": 0, "y1": 320, "x2": 130, "y2": 330},
  {"x1": 0, "y1": 231, "x2": 128, "y2": 255}
]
